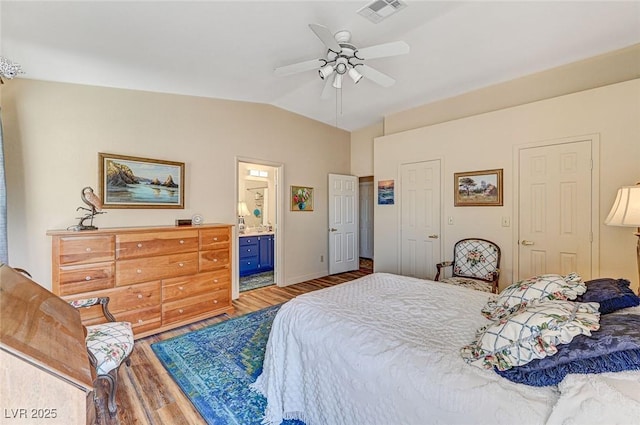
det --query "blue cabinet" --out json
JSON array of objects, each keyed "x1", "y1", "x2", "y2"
[{"x1": 239, "y1": 234, "x2": 274, "y2": 277}]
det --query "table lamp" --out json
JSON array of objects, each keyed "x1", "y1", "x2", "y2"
[
  {"x1": 238, "y1": 201, "x2": 250, "y2": 234},
  {"x1": 605, "y1": 184, "x2": 640, "y2": 285}
]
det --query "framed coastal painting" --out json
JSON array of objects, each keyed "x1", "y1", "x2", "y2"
[
  {"x1": 291, "y1": 186, "x2": 313, "y2": 211},
  {"x1": 454, "y1": 168, "x2": 503, "y2": 207},
  {"x1": 99, "y1": 153, "x2": 185, "y2": 209},
  {"x1": 377, "y1": 180, "x2": 394, "y2": 205}
]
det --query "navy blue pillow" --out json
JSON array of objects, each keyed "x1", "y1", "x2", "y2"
[
  {"x1": 496, "y1": 314, "x2": 640, "y2": 386},
  {"x1": 576, "y1": 278, "x2": 640, "y2": 314}
]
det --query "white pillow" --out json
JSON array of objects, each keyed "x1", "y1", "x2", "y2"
[
  {"x1": 482, "y1": 273, "x2": 586, "y2": 320},
  {"x1": 461, "y1": 300, "x2": 600, "y2": 371}
]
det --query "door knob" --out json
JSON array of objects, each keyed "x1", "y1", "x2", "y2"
[
  {"x1": 521, "y1": 240, "x2": 535, "y2": 246},
  {"x1": 329, "y1": 228, "x2": 338, "y2": 232},
  {"x1": 428, "y1": 234, "x2": 439, "y2": 239}
]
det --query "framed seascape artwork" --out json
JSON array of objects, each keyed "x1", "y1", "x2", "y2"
[
  {"x1": 99, "y1": 153, "x2": 185, "y2": 209},
  {"x1": 378, "y1": 180, "x2": 394, "y2": 205},
  {"x1": 454, "y1": 168, "x2": 503, "y2": 207},
  {"x1": 291, "y1": 186, "x2": 314, "y2": 211}
]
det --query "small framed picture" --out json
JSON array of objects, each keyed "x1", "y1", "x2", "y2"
[
  {"x1": 454, "y1": 169, "x2": 503, "y2": 207},
  {"x1": 291, "y1": 186, "x2": 313, "y2": 211},
  {"x1": 99, "y1": 153, "x2": 185, "y2": 209},
  {"x1": 377, "y1": 180, "x2": 394, "y2": 205}
]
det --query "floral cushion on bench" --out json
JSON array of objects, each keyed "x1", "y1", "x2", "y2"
[{"x1": 85, "y1": 321, "x2": 134, "y2": 375}]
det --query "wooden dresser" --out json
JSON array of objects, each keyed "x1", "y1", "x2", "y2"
[
  {"x1": 47, "y1": 224, "x2": 234, "y2": 338},
  {"x1": 0, "y1": 264, "x2": 95, "y2": 425}
]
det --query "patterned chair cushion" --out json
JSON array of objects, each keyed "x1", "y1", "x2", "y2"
[
  {"x1": 453, "y1": 240, "x2": 499, "y2": 281},
  {"x1": 85, "y1": 321, "x2": 134, "y2": 375},
  {"x1": 440, "y1": 277, "x2": 493, "y2": 293}
]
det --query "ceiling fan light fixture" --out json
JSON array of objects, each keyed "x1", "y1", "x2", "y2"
[
  {"x1": 348, "y1": 67, "x2": 363, "y2": 84},
  {"x1": 332, "y1": 73, "x2": 343, "y2": 89},
  {"x1": 318, "y1": 63, "x2": 334, "y2": 80},
  {"x1": 335, "y1": 58, "x2": 348, "y2": 75}
]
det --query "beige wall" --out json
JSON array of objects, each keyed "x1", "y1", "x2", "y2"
[
  {"x1": 373, "y1": 80, "x2": 640, "y2": 292},
  {"x1": 1, "y1": 79, "x2": 350, "y2": 290},
  {"x1": 350, "y1": 121, "x2": 383, "y2": 177}
]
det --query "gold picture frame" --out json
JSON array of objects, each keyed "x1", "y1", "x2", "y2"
[
  {"x1": 290, "y1": 186, "x2": 314, "y2": 211},
  {"x1": 99, "y1": 153, "x2": 185, "y2": 209},
  {"x1": 454, "y1": 168, "x2": 503, "y2": 207}
]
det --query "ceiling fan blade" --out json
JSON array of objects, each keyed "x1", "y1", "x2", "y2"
[
  {"x1": 274, "y1": 58, "x2": 323, "y2": 77},
  {"x1": 320, "y1": 74, "x2": 335, "y2": 99},
  {"x1": 358, "y1": 65, "x2": 396, "y2": 88},
  {"x1": 309, "y1": 23, "x2": 341, "y2": 52},
  {"x1": 356, "y1": 41, "x2": 409, "y2": 60}
]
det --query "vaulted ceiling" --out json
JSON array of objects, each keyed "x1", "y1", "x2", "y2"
[{"x1": 2, "y1": 1, "x2": 639, "y2": 131}]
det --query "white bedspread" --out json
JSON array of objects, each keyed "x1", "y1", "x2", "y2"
[{"x1": 252, "y1": 273, "x2": 559, "y2": 425}]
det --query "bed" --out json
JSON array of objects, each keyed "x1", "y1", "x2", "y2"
[{"x1": 252, "y1": 272, "x2": 640, "y2": 425}]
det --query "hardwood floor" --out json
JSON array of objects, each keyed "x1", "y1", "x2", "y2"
[{"x1": 97, "y1": 267, "x2": 371, "y2": 425}]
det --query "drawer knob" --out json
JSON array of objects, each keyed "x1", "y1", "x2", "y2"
[
  {"x1": 179, "y1": 240, "x2": 185, "y2": 244},
  {"x1": 85, "y1": 276, "x2": 91, "y2": 281},
  {"x1": 213, "y1": 300, "x2": 218, "y2": 304},
  {"x1": 247, "y1": 248, "x2": 251, "y2": 252},
  {"x1": 85, "y1": 247, "x2": 92, "y2": 252},
  {"x1": 178, "y1": 262, "x2": 184, "y2": 267},
  {"x1": 138, "y1": 319, "x2": 143, "y2": 324},
  {"x1": 137, "y1": 269, "x2": 142, "y2": 274},
  {"x1": 137, "y1": 294, "x2": 143, "y2": 299},
  {"x1": 247, "y1": 261, "x2": 251, "y2": 265},
  {"x1": 137, "y1": 243, "x2": 143, "y2": 248},
  {"x1": 213, "y1": 237, "x2": 218, "y2": 241},
  {"x1": 178, "y1": 286, "x2": 184, "y2": 291},
  {"x1": 178, "y1": 309, "x2": 184, "y2": 314},
  {"x1": 214, "y1": 259, "x2": 218, "y2": 262},
  {"x1": 213, "y1": 279, "x2": 218, "y2": 283}
]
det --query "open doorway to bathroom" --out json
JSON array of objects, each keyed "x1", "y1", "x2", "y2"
[{"x1": 237, "y1": 160, "x2": 281, "y2": 293}]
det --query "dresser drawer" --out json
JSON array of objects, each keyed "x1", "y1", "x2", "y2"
[
  {"x1": 116, "y1": 252, "x2": 198, "y2": 284},
  {"x1": 58, "y1": 262, "x2": 115, "y2": 295},
  {"x1": 115, "y1": 305, "x2": 162, "y2": 336},
  {"x1": 163, "y1": 271, "x2": 230, "y2": 303},
  {"x1": 199, "y1": 248, "x2": 230, "y2": 272},
  {"x1": 162, "y1": 290, "x2": 231, "y2": 326},
  {"x1": 66, "y1": 280, "x2": 161, "y2": 322},
  {"x1": 58, "y1": 235, "x2": 115, "y2": 265},
  {"x1": 116, "y1": 230, "x2": 198, "y2": 259},
  {"x1": 199, "y1": 227, "x2": 230, "y2": 250}
]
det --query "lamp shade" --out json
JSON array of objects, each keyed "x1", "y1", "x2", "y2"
[
  {"x1": 605, "y1": 185, "x2": 640, "y2": 227},
  {"x1": 238, "y1": 201, "x2": 250, "y2": 217}
]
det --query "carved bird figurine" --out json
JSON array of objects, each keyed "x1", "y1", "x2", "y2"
[{"x1": 81, "y1": 186, "x2": 103, "y2": 212}]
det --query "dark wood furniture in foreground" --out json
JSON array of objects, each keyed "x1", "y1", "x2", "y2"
[{"x1": 0, "y1": 264, "x2": 96, "y2": 424}]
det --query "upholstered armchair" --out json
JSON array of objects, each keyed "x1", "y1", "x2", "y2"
[
  {"x1": 435, "y1": 238, "x2": 501, "y2": 293},
  {"x1": 69, "y1": 297, "x2": 134, "y2": 416}
]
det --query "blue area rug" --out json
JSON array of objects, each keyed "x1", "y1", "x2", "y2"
[{"x1": 152, "y1": 305, "x2": 303, "y2": 425}]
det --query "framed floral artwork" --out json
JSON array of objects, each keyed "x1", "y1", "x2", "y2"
[
  {"x1": 99, "y1": 153, "x2": 185, "y2": 209},
  {"x1": 291, "y1": 186, "x2": 313, "y2": 211},
  {"x1": 454, "y1": 168, "x2": 503, "y2": 207}
]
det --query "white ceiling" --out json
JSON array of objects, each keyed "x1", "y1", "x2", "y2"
[{"x1": 2, "y1": 1, "x2": 639, "y2": 131}]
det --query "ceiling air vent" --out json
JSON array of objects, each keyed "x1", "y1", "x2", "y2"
[{"x1": 357, "y1": 0, "x2": 407, "y2": 24}]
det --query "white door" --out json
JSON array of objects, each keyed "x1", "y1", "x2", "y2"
[
  {"x1": 329, "y1": 174, "x2": 359, "y2": 274},
  {"x1": 359, "y1": 181, "x2": 374, "y2": 259},
  {"x1": 400, "y1": 160, "x2": 441, "y2": 279},
  {"x1": 518, "y1": 140, "x2": 592, "y2": 279}
]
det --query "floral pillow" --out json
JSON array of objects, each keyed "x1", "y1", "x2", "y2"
[
  {"x1": 497, "y1": 313, "x2": 640, "y2": 386},
  {"x1": 575, "y1": 278, "x2": 640, "y2": 314},
  {"x1": 461, "y1": 300, "x2": 600, "y2": 371},
  {"x1": 482, "y1": 273, "x2": 586, "y2": 320}
]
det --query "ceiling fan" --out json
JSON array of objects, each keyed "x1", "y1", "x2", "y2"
[{"x1": 274, "y1": 24, "x2": 409, "y2": 99}]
